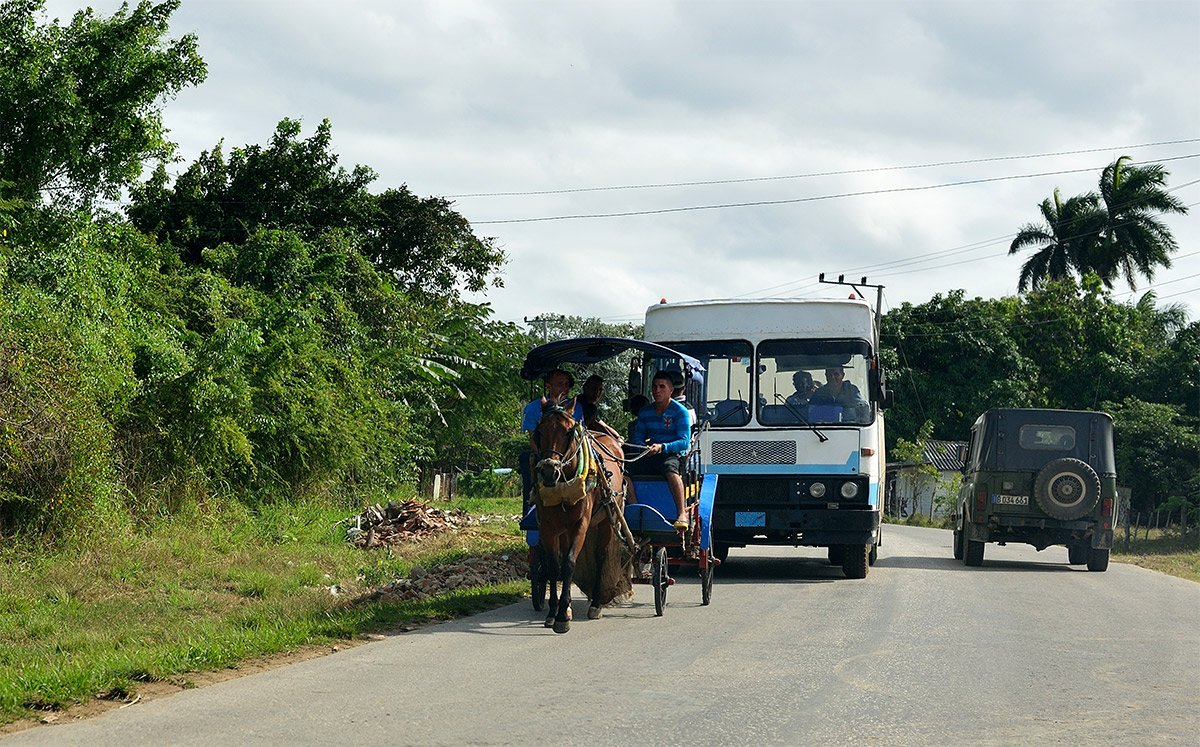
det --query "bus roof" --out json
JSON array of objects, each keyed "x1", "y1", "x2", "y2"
[{"x1": 644, "y1": 297, "x2": 876, "y2": 342}]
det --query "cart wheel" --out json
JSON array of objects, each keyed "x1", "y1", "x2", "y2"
[
  {"x1": 700, "y1": 552, "x2": 713, "y2": 606},
  {"x1": 530, "y1": 546, "x2": 547, "y2": 612},
  {"x1": 652, "y1": 546, "x2": 669, "y2": 616}
]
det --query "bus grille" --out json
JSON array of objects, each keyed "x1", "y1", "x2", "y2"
[{"x1": 710, "y1": 440, "x2": 796, "y2": 464}]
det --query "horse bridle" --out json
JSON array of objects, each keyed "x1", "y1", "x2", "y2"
[{"x1": 533, "y1": 407, "x2": 587, "y2": 485}]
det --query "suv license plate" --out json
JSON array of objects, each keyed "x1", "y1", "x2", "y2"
[{"x1": 994, "y1": 494, "x2": 1028, "y2": 505}]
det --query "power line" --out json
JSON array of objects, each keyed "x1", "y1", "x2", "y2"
[
  {"x1": 470, "y1": 154, "x2": 1200, "y2": 225},
  {"x1": 447, "y1": 137, "x2": 1200, "y2": 198}
]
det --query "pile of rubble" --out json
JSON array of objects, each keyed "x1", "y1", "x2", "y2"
[
  {"x1": 360, "y1": 553, "x2": 530, "y2": 603},
  {"x1": 343, "y1": 500, "x2": 475, "y2": 548}
]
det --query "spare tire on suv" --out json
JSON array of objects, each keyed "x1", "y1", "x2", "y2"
[{"x1": 1033, "y1": 457, "x2": 1101, "y2": 520}]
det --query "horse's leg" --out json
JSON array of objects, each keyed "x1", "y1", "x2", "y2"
[
  {"x1": 542, "y1": 537, "x2": 558, "y2": 628},
  {"x1": 554, "y1": 506, "x2": 590, "y2": 634},
  {"x1": 587, "y1": 521, "x2": 609, "y2": 620}
]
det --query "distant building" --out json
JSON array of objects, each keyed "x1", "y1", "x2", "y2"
[{"x1": 886, "y1": 440, "x2": 967, "y2": 518}]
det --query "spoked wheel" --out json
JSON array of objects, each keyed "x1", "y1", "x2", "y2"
[
  {"x1": 700, "y1": 551, "x2": 714, "y2": 606},
  {"x1": 530, "y1": 546, "x2": 547, "y2": 611},
  {"x1": 652, "y1": 546, "x2": 669, "y2": 616}
]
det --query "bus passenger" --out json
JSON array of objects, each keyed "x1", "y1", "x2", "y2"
[
  {"x1": 630, "y1": 370, "x2": 693, "y2": 528},
  {"x1": 810, "y1": 365, "x2": 869, "y2": 421}
]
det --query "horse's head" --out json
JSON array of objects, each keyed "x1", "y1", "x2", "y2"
[{"x1": 532, "y1": 398, "x2": 583, "y2": 488}]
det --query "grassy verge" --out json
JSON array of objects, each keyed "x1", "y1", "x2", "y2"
[
  {"x1": 0, "y1": 495, "x2": 527, "y2": 725},
  {"x1": 1111, "y1": 531, "x2": 1200, "y2": 583}
]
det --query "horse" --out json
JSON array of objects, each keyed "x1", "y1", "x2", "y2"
[{"x1": 530, "y1": 399, "x2": 632, "y2": 633}]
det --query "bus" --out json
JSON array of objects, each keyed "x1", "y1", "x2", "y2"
[{"x1": 640, "y1": 294, "x2": 892, "y2": 578}]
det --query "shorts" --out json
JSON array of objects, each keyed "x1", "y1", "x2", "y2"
[{"x1": 630, "y1": 451, "x2": 682, "y2": 476}]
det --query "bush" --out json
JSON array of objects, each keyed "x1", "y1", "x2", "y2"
[{"x1": 456, "y1": 470, "x2": 519, "y2": 499}]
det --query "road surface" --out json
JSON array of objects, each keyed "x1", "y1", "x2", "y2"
[{"x1": 6, "y1": 524, "x2": 1198, "y2": 746}]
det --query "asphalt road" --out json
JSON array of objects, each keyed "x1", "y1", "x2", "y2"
[{"x1": 6, "y1": 524, "x2": 1199, "y2": 746}]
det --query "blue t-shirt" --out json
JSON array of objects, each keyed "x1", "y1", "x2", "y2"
[
  {"x1": 631, "y1": 399, "x2": 693, "y2": 455},
  {"x1": 522, "y1": 398, "x2": 585, "y2": 431}
]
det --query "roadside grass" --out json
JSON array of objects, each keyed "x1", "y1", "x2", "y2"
[
  {"x1": 0, "y1": 495, "x2": 527, "y2": 725},
  {"x1": 1111, "y1": 531, "x2": 1200, "y2": 583}
]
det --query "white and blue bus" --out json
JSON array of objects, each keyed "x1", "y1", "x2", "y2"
[{"x1": 641, "y1": 296, "x2": 892, "y2": 577}]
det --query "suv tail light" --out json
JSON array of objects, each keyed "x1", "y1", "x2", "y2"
[
  {"x1": 974, "y1": 491, "x2": 986, "y2": 522},
  {"x1": 1102, "y1": 498, "x2": 1113, "y2": 518}
]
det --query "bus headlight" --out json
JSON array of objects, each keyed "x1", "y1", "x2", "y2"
[
  {"x1": 809, "y1": 482, "x2": 827, "y2": 498},
  {"x1": 840, "y1": 482, "x2": 859, "y2": 499}
]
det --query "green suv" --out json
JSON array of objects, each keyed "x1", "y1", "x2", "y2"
[{"x1": 954, "y1": 408, "x2": 1116, "y2": 572}]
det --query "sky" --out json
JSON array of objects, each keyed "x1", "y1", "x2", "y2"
[{"x1": 45, "y1": 0, "x2": 1200, "y2": 327}]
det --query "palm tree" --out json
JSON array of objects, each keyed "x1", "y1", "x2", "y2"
[
  {"x1": 1008, "y1": 188, "x2": 1107, "y2": 291},
  {"x1": 1093, "y1": 156, "x2": 1190, "y2": 289}
]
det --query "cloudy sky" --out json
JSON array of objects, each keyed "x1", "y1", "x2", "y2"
[{"x1": 46, "y1": 0, "x2": 1200, "y2": 326}]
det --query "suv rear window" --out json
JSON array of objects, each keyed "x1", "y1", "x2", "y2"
[{"x1": 1018, "y1": 425, "x2": 1075, "y2": 450}]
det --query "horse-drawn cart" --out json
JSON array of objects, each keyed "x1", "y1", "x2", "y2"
[{"x1": 517, "y1": 337, "x2": 718, "y2": 628}]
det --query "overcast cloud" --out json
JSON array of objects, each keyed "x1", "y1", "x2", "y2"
[{"x1": 45, "y1": 0, "x2": 1200, "y2": 325}]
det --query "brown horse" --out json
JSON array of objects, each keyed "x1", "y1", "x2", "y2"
[{"x1": 531, "y1": 400, "x2": 631, "y2": 633}]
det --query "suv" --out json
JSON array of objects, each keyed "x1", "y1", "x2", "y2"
[{"x1": 954, "y1": 408, "x2": 1116, "y2": 572}]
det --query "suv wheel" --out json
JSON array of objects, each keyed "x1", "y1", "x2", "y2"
[
  {"x1": 953, "y1": 526, "x2": 964, "y2": 560},
  {"x1": 842, "y1": 544, "x2": 869, "y2": 579},
  {"x1": 1034, "y1": 458, "x2": 1101, "y2": 520},
  {"x1": 964, "y1": 536, "x2": 985, "y2": 566},
  {"x1": 1067, "y1": 544, "x2": 1088, "y2": 565},
  {"x1": 1086, "y1": 547, "x2": 1110, "y2": 572}
]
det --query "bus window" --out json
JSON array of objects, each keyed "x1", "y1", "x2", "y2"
[
  {"x1": 655, "y1": 340, "x2": 752, "y2": 427},
  {"x1": 757, "y1": 339, "x2": 873, "y2": 425}
]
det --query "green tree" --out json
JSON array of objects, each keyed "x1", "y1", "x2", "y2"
[
  {"x1": 880, "y1": 290, "x2": 1035, "y2": 444},
  {"x1": 891, "y1": 420, "x2": 938, "y2": 518},
  {"x1": 1010, "y1": 276, "x2": 1186, "y2": 412},
  {"x1": 1094, "y1": 156, "x2": 1190, "y2": 288},
  {"x1": 1008, "y1": 188, "x2": 1106, "y2": 291},
  {"x1": 128, "y1": 118, "x2": 505, "y2": 294},
  {"x1": 0, "y1": 0, "x2": 206, "y2": 207},
  {"x1": 1104, "y1": 397, "x2": 1200, "y2": 514}
]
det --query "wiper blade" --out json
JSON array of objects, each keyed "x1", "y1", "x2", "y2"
[{"x1": 774, "y1": 393, "x2": 829, "y2": 443}]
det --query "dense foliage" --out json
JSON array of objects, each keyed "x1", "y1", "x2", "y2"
[{"x1": 0, "y1": 2, "x2": 523, "y2": 537}]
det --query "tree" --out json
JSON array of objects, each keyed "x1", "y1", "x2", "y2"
[
  {"x1": 1008, "y1": 188, "x2": 1106, "y2": 291},
  {"x1": 1104, "y1": 397, "x2": 1200, "y2": 514},
  {"x1": 128, "y1": 118, "x2": 505, "y2": 295},
  {"x1": 891, "y1": 420, "x2": 938, "y2": 518},
  {"x1": 880, "y1": 290, "x2": 1036, "y2": 444},
  {"x1": 0, "y1": 0, "x2": 206, "y2": 207},
  {"x1": 1094, "y1": 156, "x2": 1189, "y2": 289}
]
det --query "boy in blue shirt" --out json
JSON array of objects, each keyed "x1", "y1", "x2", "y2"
[{"x1": 631, "y1": 370, "x2": 693, "y2": 528}]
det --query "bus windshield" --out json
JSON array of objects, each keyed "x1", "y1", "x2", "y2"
[
  {"x1": 652, "y1": 340, "x2": 753, "y2": 427},
  {"x1": 757, "y1": 339, "x2": 874, "y2": 425}
]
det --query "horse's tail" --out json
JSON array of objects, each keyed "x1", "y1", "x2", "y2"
[{"x1": 574, "y1": 521, "x2": 633, "y2": 605}]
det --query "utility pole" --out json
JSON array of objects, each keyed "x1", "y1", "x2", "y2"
[{"x1": 524, "y1": 314, "x2": 565, "y2": 342}]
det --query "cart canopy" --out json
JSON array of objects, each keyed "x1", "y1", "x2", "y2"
[{"x1": 519, "y1": 336, "x2": 705, "y2": 382}]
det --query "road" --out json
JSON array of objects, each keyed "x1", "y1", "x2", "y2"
[{"x1": 5, "y1": 525, "x2": 1199, "y2": 746}]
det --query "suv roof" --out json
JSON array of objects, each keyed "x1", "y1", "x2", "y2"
[{"x1": 970, "y1": 408, "x2": 1115, "y2": 475}]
